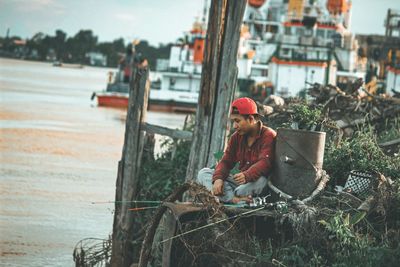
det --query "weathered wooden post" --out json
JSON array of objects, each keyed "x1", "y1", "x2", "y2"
[
  {"x1": 186, "y1": 0, "x2": 247, "y2": 181},
  {"x1": 110, "y1": 65, "x2": 150, "y2": 267}
]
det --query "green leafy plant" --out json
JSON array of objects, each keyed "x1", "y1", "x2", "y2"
[
  {"x1": 138, "y1": 138, "x2": 191, "y2": 201},
  {"x1": 291, "y1": 104, "x2": 323, "y2": 130},
  {"x1": 377, "y1": 117, "x2": 400, "y2": 143},
  {"x1": 318, "y1": 211, "x2": 366, "y2": 246},
  {"x1": 324, "y1": 130, "x2": 400, "y2": 185}
]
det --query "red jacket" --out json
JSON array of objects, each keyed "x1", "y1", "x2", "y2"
[{"x1": 212, "y1": 124, "x2": 276, "y2": 183}]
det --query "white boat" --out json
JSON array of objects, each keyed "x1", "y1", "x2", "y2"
[
  {"x1": 93, "y1": 19, "x2": 205, "y2": 113},
  {"x1": 148, "y1": 19, "x2": 205, "y2": 113}
]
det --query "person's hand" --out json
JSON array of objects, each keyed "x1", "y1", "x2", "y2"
[
  {"x1": 213, "y1": 179, "x2": 224, "y2": 196},
  {"x1": 233, "y1": 172, "x2": 246, "y2": 185}
]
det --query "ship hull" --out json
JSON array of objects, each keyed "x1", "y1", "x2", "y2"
[
  {"x1": 95, "y1": 92, "x2": 196, "y2": 113},
  {"x1": 96, "y1": 93, "x2": 129, "y2": 108}
]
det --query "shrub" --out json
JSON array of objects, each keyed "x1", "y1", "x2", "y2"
[{"x1": 324, "y1": 130, "x2": 400, "y2": 185}]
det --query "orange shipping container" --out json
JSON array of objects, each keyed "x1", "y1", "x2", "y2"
[
  {"x1": 288, "y1": 0, "x2": 305, "y2": 20},
  {"x1": 193, "y1": 38, "x2": 205, "y2": 64},
  {"x1": 327, "y1": 0, "x2": 348, "y2": 15}
]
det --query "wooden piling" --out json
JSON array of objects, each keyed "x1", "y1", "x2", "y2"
[
  {"x1": 111, "y1": 0, "x2": 247, "y2": 263},
  {"x1": 110, "y1": 65, "x2": 150, "y2": 267},
  {"x1": 186, "y1": 0, "x2": 247, "y2": 182}
]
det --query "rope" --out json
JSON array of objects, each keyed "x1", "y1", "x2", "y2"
[
  {"x1": 267, "y1": 180, "x2": 293, "y2": 200},
  {"x1": 267, "y1": 170, "x2": 330, "y2": 204}
]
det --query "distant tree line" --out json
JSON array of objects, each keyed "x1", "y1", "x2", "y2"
[{"x1": 0, "y1": 29, "x2": 173, "y2": 68}]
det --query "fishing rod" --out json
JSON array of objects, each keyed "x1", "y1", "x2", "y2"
[
  {"x1": 128, "y1": 206, "x2": 160, "y2": 211},
  {"x1": 92, "y1": 200, "x2": 249, "y2": 208},
  {"x1": 91, "y1": 200, "x2": 162, "y2": 205},
  {"x1": 128, "y1": 204, "x2": 247, "y2": 214}
]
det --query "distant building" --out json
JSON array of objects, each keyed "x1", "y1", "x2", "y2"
[
  {"x1": 85, "y1": 52, "x2": 107, "y2": 67},
  {"x1": 46, "y1": 48, "x2": 57, "y2": 62},
  {"x1": 11, "y1": 39, "x2": 29, "y2": 59}
]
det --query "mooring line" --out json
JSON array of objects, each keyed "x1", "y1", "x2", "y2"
[{"x1": 159, "y1": 206, "x2": 265, "y2": 244}]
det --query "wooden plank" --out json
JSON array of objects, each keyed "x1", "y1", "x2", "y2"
[
  {"x1": 207, "y1": 0, "x2": 246, "y2": 165},
  {"x1": 379, "y1": 138, "x2": 400, "y2": 147},
  {"x1": 186, "y1": 0, "x2": 247, "y2": 181},
  {"x1": 142, "y1": 123, "x2": 193, "y2": 141},
  {"x1": 186, "y1": 0, "x2": 226, "y2": 181},
  {"x1": 111, "y1": 66, "x2": 150, "y2": 267},
  {"x1": 335, "y1": 118, "x2": 365, "y2": 128}
]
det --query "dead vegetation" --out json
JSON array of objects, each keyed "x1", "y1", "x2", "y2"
[{"x1": 139, "y1": 173, "x2": 399, "y2": 266}]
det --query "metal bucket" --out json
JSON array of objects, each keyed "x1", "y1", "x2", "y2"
[{"x1": 272, "y1": 128, "x2": 326, "y2": 198}]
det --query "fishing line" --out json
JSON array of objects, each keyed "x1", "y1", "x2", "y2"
[
  {"x1": 91, "y1": 200, "x2": 162, "y2": 204},
  {"x1": 160, "y1": 205, "x2": 265, "y2": 244}
]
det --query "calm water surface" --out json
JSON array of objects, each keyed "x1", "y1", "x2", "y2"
[{"x1": 0, "y1": 58, "x2": 186, "y2": 266}]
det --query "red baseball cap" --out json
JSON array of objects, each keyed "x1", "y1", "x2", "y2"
[{"x1": 231, "y1": 97, "x2": 258, "y2": 115}]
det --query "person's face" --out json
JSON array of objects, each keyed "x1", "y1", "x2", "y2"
[{"x1": 230, "y1": 114, "x2": 254, "y2": 135}]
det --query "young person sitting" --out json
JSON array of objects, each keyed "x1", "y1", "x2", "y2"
[{"x1": 196, "y1": 97, "x2": 276, "y2": 203}]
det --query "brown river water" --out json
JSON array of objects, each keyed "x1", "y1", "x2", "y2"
[{"x1": 0, "y1": 58, "x2": 186, "y2": 266}]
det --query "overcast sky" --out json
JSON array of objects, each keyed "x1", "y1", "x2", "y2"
[{"x1": 0, "y1": 0, "x2": 399, "y2": 46}]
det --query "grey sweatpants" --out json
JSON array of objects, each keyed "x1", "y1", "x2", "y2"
[{"x1": 196, "y1": 167, "x2": 268, "y2": 203}]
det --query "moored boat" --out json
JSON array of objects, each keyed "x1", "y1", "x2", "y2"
[{"x1": 96, "y1": 92, "x2": 129, "y2": 108}]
